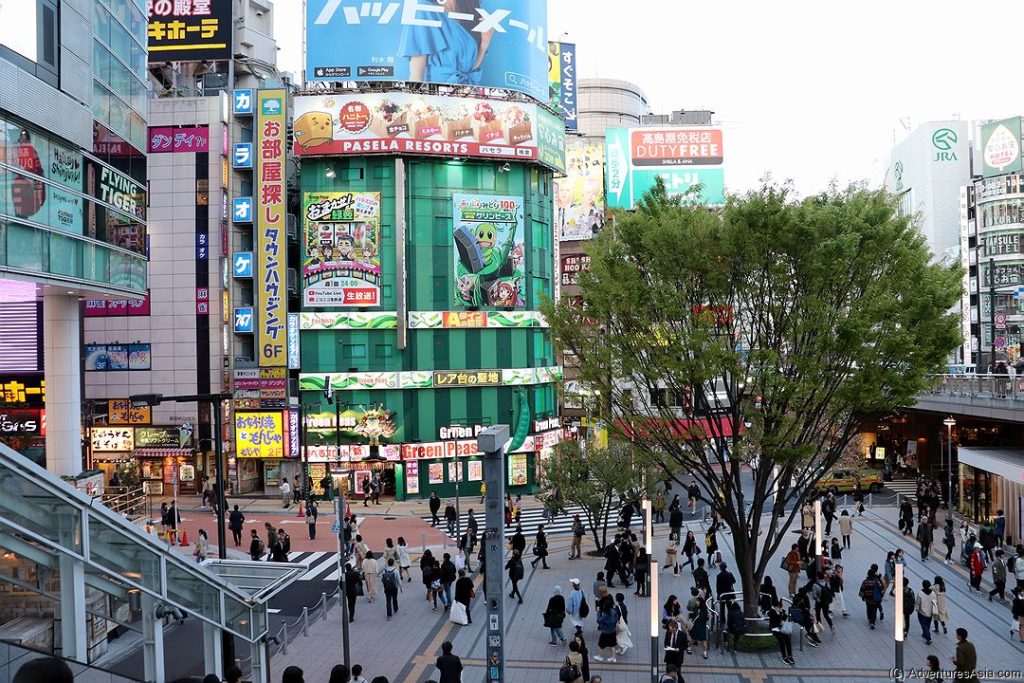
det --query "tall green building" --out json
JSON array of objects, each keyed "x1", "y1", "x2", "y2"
[{"x1": 297, "y1": 155, "x2": 563, "y2": 501}]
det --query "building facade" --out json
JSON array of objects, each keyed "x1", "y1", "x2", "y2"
[{"x1": 0, "y1": 0, "x2": 149, "y2": 477}]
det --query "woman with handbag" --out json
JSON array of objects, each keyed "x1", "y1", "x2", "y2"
[
  {"x1": 768, "y1": 599, "x2": 795, "y2": 666},
  {"x1": 559, "y1": 642, "x2": 584, "y2": 683},
  {"x1": 688, "y1": 596, "x2": 711, "y2": 659},
  {"x1": 544, "y1": 585, "x2": 567, "y2": 645},
  {"x1": 681, "y1": 531, "x2": 699, "y2": 571},
  {"x1": 531, "y1": 525, "x2": 550, "y2": 569}
]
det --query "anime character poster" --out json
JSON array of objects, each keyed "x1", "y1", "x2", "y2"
[
  {"x1": 303, "y1": 191, "x2": 382, "y2": 307},
  {"x1": 555, "y1": 143, "x2": 605, "y2": 241},
  {"x1": 452, "y1": 193, "x2": 525, "y2": 308}
]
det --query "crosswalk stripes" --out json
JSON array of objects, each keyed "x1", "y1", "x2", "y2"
[
  {"x1": 421, "y1": 503, "x2": 641, "y2": 539},
  {"x1": 886, "y1": 478, "x2": 918, "y2": 503},
  {"x1": 288, "y1": 551, "x2": 343, "y2": 582}
]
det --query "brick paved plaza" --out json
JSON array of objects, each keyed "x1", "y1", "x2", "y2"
[{"x1": 264, "y1": 501, "x2": 1024, "y2": 682}]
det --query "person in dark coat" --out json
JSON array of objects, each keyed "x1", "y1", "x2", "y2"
[
  {"x1": 544, "y1": 585, "x2": 567, "y2": 645},
  {"x1": 454, "y1": 569, "x2": 475, "y2": 624},
  {"x1": 531, "y1": 525, "x2": 550, "y2": 569},
  {"x1": 434, "y1": 641, "x2": 463, "y2": 683},
  {"x1": 444, "y1": 503, "x2": 458, "y2": 535},
  {"x1": 603, "y1": 542, "x2": 620, "y2": 588},
  {"x1": 344, "y1": 563, "x2": 360, "y2": 622},
  {"x1": 429, "y1": 492, "x2": 441, "y2": 527},
  {"x1": 917, "y1": 516, "x2": 934, "y2": 561},
  {"x1": 248, "y1": 529, "x2": 263, "y2": 561},
  {"x1": 228, "y1": 505, "x2": 245, "y2": 546},
  {"x1": 510, "y1": 526, "x2": 526, "y2": 556},
  {"x1": 505, "y1": 550, "x2": 524, "y2": 603},
  {"x1": 663, "y1": 618, "x2": 685, "y2": 671}
]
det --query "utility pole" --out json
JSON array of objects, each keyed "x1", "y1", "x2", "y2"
[
  {"x1": 989, "y1": 257, "x2": 997, "y2": 371},
  {"x1": 478, "y1": 425, "x2": 509, "y2": 683}
]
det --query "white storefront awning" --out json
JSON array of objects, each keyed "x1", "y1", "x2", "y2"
[{"x1": 958, "y1": 447, "x2": 1024, "y2": 484}]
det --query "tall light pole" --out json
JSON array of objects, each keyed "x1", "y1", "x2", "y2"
[
  {"x1": 814, "y1": 498, "x2": 823, "y2": 556},
  {"x1": 649, "y1": 561, "x2": 659, "y2": 683},
  {"x1": 943, "y1": 417, "x2": 956, "y2": 513},
  {"x1": 894, "y1": 563, "x2": 905, "y2": 681}
]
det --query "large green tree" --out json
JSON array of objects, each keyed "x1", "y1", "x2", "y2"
[{"x1": 543, "y1": 180, "x2": 962, "y2": 615}]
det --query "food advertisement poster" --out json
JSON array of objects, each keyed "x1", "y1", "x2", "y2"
[
  {"x1": 305, "y1": 0, "x2": 548, "y2": 101},
  {"x1": 556, "y1": 143, "x2": 604, "y2": 241},
  {"x1": 405, "y1": 460, "x2": 419, "y2": 495},
  {"x1": 447, "y1": 461, "x2": 464, "y2": 483},
  {"x1": 467, "y1": 459, "x2": 483, "y2": 482},
  {"x1": 292, "y1": 93, "x2": 565, "y2": 173},
  {"x1": 303, "y1": 191, "x2": 382, "y2": 307},
  {"x1": 234, "y1": 412, "x2": 286, "y2": 459},
  {"x1": 452, "y1": 193, "x2": 525, "y2": 308},
  {"x1": 428, "y1": 462, "x2": 444, "y2": 484},
  {"x1": 508, "y1": 453, "x2": 527, "y2": 487}
]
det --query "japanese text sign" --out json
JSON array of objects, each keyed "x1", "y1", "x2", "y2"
[
  {"x1": 234, "y1": 411, "x2": 286, "y2": 458},
  {"x1": 147, "y1": 0, "x2": 232, "y2": 62},
  {"x1": 147, "y1": 126, "x2": 210, "y2": 154},
  {"x1": 256, "y1": 89, "x2": 288, "y2": 367}
]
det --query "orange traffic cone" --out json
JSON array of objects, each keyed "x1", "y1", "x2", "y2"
[
  {"x1": 296, "y1": 500, "x2": 304, "y2": 518},
  {"x1": 179, "y1": 529, "x2": 188, "y2": 546}
]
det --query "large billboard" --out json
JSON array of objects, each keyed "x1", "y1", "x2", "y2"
[
  {"x1": 234, "y1": 412, "x2": 286, "y2": 459},
  {"x1": 605, "y1": 127, "x2": 726, "y2": 208},
  {"x1": 980, "y1": 117, "x2": 1023, "y2": 178},
  {"x1": 303, "y1": 191, "x2": 382, "y2": 307},
  {"x1": 292, "y1": 92, "x2": 565, "y2": 172},
  {"x1": 305, "y1": 0, "x2": 548, "y2": 100},
  {"x1": 255, "y1": 90, "x2": 288, "y2": 367},
  {"x1": 556, "y1": 142, "x2": 604, "y2": 241},
  {"x1": 548, "y1": 42, "x2": 577, "y2": 131},
  {"x1": 452, "y1": 193, "x2": 525, "y2": 308},
  {"x1": 147, "y1": 0, "x2": 232, "y2": 62}
]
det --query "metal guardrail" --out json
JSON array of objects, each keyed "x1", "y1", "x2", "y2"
[
  {"x1": 237, "y1": 584, "x2": 343, "y2": 674},
  {"x1": 926, "y1": 373, "x2": 1024, "y2": 400},
  {"x1": 101, "y1": 486, "x2": 148, "y2": 519}
]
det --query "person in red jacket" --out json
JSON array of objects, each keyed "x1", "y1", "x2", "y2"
[{"x1": 968, "y1": 547, "x2": 985, "y2": 592}]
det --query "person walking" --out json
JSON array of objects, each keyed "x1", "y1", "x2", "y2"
[
  {"x1": 434, "y1": 641, "x2": 463, "y2": 683},
  {"x1": 440, "y1": 552, "x2": 457, "y2": 610},
  {"x1": 344, "y1": 562, "x2": 360, "y2": 622},
  {"x1": 1011, "y1": 586, "x2": 1024, "y2": 643},
  {"x1": 943, "y1": 519, "x2": 956, "y2": 564},
  {"x1": 858, "y1": 568, "x2": 884, "y2": 629},
  {"x1": 634, "y1": 547, "x2": 650, "y2": 597},
  {"x1": 396, "y1": 536, "x2": 412, "y2": 582},
  {"x1": 193, "y1": 529, "x2": 210, "y2": 563},
  {"x1": 663, "y1": 618, "x2": 686, "y2": 671},
  {"x1": 454, "y1": 569, "x2": 474, "y2": 624},
  {"x1": 381, "y1": 559, "x2": 402, "y2": 620},
  {"x1": 593, "y1": 596, "x2": 619, "y2": 663},
  {"x1": 692, "y1": 557, "x2": 712, "y2": 601},
  {"x1": 544, "y1": 585, "x2": 567, "y2": 645},
  {"x1": 914, "y1": 579, "x2": 937, "y2": 645},
  {"x1": 801, "y1": 501, "x2": 815, "y2": 530},
  {"x1": 994, "y1": 509, "x2": 1006, "y2": 547},
  {"x1": 603, "y1": 540, "x2": 620, "y2": 588},
  {"x1": 280, "y1": 478, "x2": 292, "y2": 509},
  {"x1": 784, "y1": 543, "x2": 802, "y2": 597},
  {"x1": 838, "y1": 509, "x2": 853, "y2": 549},
  {"x1": 572, "y1": 629, "x2": 591, "y2": 683},
  {"x1": 664, "y1": 534, "x2": 679, "y2": 574},
  {"x1": 305, "y1": 499, "x2": 318, "y2": 540},
  {"x1": 822, "y1": 494, "x2": 836, "y2": 536},
  {"x1": 570, "y1": 515, "x2": 585, "y2": 560},
  {"x1": 228, "y1": 505, "x2": 244, "y2": 546},
  {"x1": 883, "y1": 551, "x2": 896, "y2": 596},
  {"x1": 505, "y1": 549, "x2": 524, "y2": 603},
  {"x1": 270, "y1": 529, "x2": 290, "y2": 562},
  {"x1": 263, "y1": 522, "x2": 277, "y2": 560},
  {"x1": 444, "y1": 502, "x2": 457, "y2": 536},
  {"x1": 968, "y1": 545, "x2": 985, "y2": 592},
  {"x1": 989, "y1": 549, "x2": 1008, "y2": 602},
  {"x1": 429, "y1": 492, "x2": 441, "y2": 527},
  {"x1": 681, "y1": 530, "x2": 699, "y2": 571},
  {"x1": 531, "y1": 525, "x2": 550, "y2": 569},
  {"x1": 669, "y1": 504, "x2": 683, "y2": 541},
  {"x1": 510, "y1": 525, "x2": 526, "y2": 558},
  {"x1": 899, "y1": 499, "x2": 914, "y2": 536},
  {"x1": 931, "y1": 576, "x2": 949, "y2": 635},
  {"x1": 950, "y1": 628, "x2": 978, "y2": 683},
  {"x1": 687, "y1": 596, "x2": 711, "y2": 659},
  {"x1": 419, "y1": 548, "x2": 435, "y2": 599},
  {"x1": 917, "y1": 515, "x2": 934, "y2": 561},
  {"x1": 567, "y1": 578, "x2": 588, "y2": 629},
  {"x1": 361, "y1": 551, "x2": 379, "y2": 603},
  {"x1": 563, "y1": 641, "x2": 585, "y2": 683},
  {"x1": 248, "y1": 529, "x2": 264, "y2": 561}
]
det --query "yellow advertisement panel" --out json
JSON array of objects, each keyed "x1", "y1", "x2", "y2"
[
  {"x1": 234, "y1": 411, "x2": 285, "y2": 458},
  {"x1": 255, "y1": 89, "x2": 288, "y2": 367}
]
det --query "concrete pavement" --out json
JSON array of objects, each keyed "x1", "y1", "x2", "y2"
[{"x1": 266, "y1": 502, "x2": 1024, "y2": 682}]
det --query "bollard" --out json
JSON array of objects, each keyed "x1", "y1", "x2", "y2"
[
  {"x1": 321, "y1": 592, "x2": 328, "y2": 621},
  {"x1": 302, "y1": 607, "x2": 309, "y2": 636},
  {"x1": 896, "y1": 492, "x2": 900, "y2": 511},
  {"x1": 868, "y1": 493, "x2": 873, "y2": 509},
  {"x1": 422, "y1": 531, "x2": 427, "y2": 554},
  {"x1": 281, "y1": 623, "x2": 288, "y2": 656}
]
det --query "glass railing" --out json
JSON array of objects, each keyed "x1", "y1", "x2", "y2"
[
  {"x1": 924, "y1": 373, "x2": 1024, "y2": 400},
  {"x1": 0, "y1": 640, "x2": 142, "y2": 683}
]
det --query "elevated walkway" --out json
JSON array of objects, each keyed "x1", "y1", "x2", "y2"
[{"x1": 0, "y1": 442, "x2": 304, "y2": 682}]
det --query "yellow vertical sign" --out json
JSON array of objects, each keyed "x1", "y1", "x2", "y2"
[{"x1": 256, "y1": 89, "x2": 287, "y2": 366}]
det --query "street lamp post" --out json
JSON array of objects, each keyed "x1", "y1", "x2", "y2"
[
  {"x1": 943, "y1": 417, "x2": 956, "y2": 513},
  {"x1": 649, "y1": 561, "x2": 659, "y2": 683},
  {"x1": 322, "y1": 378, "x2": 352, "y2": 669},
  {"x1": 894, "y1": 563, "x2": 905, "y2": 680}
]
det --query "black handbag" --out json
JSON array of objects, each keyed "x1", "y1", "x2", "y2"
[{"x1": 559, "y1": 657, "x2": 580, "y2": 682}]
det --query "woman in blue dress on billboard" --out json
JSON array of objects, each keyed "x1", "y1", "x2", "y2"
[{"x1": 399, "y1": 0, "x2": 493, "y2": 85}]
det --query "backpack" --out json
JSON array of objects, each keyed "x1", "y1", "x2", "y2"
[
  {"x1": 382, "y1": 569, "x2": 398, "y2": 593},
  {"x1": 282, "y1": 533, "x2": 291, "y2": 554},
  {"x1": 1008, "y1": 554, "x2": 1017, "y2": 573},
  {"x1": 871, "y1": 581, "x2": 882, "y2": 603},
  {"x1": 256, "y1": 539, "x2": 266, "y2": 557},
  {"x1": 578, "y1": 594, "x2": 590, "y2": 619}
]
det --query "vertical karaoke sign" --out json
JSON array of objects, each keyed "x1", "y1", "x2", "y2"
[{"x1": 256, "y1": 89, "x2": 288, "y2": 367}]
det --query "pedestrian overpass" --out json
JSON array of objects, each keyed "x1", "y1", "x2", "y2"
[{"x1": 0, "y1": 442, "x2": 303, "y2": 682}]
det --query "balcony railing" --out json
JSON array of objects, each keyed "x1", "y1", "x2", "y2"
[{"x1": 925, "y1": 373, "x2": 1024, "y2": 400}]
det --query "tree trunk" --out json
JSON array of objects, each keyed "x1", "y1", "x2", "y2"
[{"x1": 732, "y1": 526, "x2": 763, "y2": 620}]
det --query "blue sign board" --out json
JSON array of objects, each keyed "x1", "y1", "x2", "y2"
[
  {"x1": 287, "y1": 312, "x2": 301, "y2": 370},
  {"x1": 233, "y1": 307, "x2": 255, "y2": 334},
  {"x1": 233, "y1": 143, "x2": 253, "y2": 169},
  {"x1": 196, "y1": 233, "x2": 209, "y2": 261},
  {"x1": 233, "y1": 89, "x2": 254, "y2": 116},
  {"x1": 305, "y1": 0, "x2": 549, "y2": 101},
  {"x1": 233, "y1": 252, "x2": 253, "y2": 278},
  {"x1": 558, "y1": 43, "x2": 577, "y2": 131},
  {"x1": 232, "y1": 197, "x2": 253, "y2": 223}
]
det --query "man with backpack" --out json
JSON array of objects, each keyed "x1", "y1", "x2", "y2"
[
  {"x1": 381, "y1": 558, "x2": 402, "y2": 620},
  {"x1": 248, "y1": 529, "x2": 265, "y2": 561},
  {"x1": 567, "y1": 578, "x2": 588, "y2": 629},
  {"x1": 858, "y1": 568, "x2": 884, "y2": 629}
]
